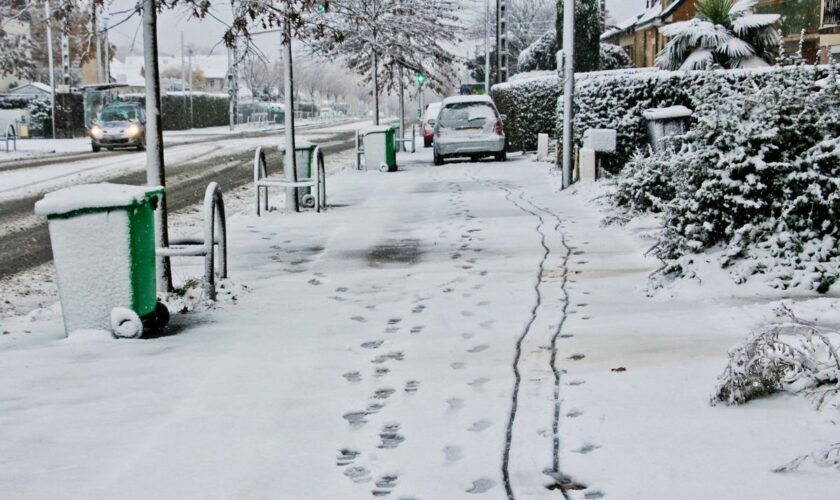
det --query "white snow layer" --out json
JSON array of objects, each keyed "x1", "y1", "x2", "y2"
[
  {"x1": 642, "y1": 105, "x2": 694, "y2": 121},
  {"x1": 34, "y1": 183, "x2": 162, "y2": 216},
  {"x1": 0, "y1": 151, "x2": 837, "y2": 499}
]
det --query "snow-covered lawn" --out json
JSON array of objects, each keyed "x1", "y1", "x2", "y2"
[{"x1": 0, "y1": 149, "x2": 836, "y2": 499}]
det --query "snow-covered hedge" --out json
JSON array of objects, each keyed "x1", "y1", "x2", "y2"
[
  {"x1": 491, "y1": 72, "x2": 561, "y2": 151},
  {"x1": 611, "y1": 65, "x2": 839, "y2": 292},
  {"x1": 558, "y1": 65, "x2": 831, "y2": 174}
]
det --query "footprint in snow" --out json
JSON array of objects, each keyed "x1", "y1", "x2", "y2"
[
  {"x1": 468, "y1": 377, "x2": 489, "y2": 391},
  {"x1": 468, "y1": 344, "x2": 489, "y2": 353},
  {"x1": 461, "y1": 332, "x2": 475, "y2": 340},
  {"x1": 372, "y1": 352, "x2": 404, "y2": 364},
  {"x1": 351, "y1": 316, "x2": 368, "y2": 323},
  {"x1": 468, "y1": 419, "x2": 492, "y2": 432},
  {"x1": 446, "y1": 397, "x2": 464, "y2": 413},
  {"x1": 450, "y1": 361, "x2": 466, "y2": 370},
  {"x1": 344, "y1": 466, "x2": 372, "y2": 483},
  {"x1": 444, "y1": 445, "x2": 464, "y2": 462},
  {"x1": 372, "y1": 474, "x2": 399, "y2": 497},
  {"x1": 362, "y1": 340, "x2": 384, "y2": 349},
  {"x1": 569, "y1": 353, "x2": 586, "y2": 361},
  {"x1": 388, "y1": 318, "x2": 402, "y2": 325},
  {"x1": 412, "y1": 304, "x2": 426, "y2": 314},
  {"x1": 378, "y1": 423, "x2": 405, "y2": 449},
  {"x1": 566, "y1": 409, "x2": 584, "y2": 418},
  {"x1": 343, "y1": 410, "x2": 370, "y2": 428},
  {"x1": 336, "y1": 287, "x2": 349, "y2": 292},
  {"x1": 584, "y1": 491, "x2": 605, "y2": 499},
  {"x1": 343, "y1": 371, "x2": 362, "y2": 383},
  {"x1": 409, "y1": 325, "x2": 424, "y2": 334},
  {"x1": 479, "y1": 320, "x2": 495, "y2": 329},
  {"x1": 336, "y1": 448, "x2": 360, "y2": 466},
  {"x1": 404, "y1": 380, "x2": 420, "y2": 393},
  {"x1": 467, "y1": 478, "x2": 496, "y2": 494},
  {"x1": 374, "y1": 367, "x2": 390, "y2": 378},
  {"x1": 308, "y1": 278, "x2": 322, "y2": 286},
  {"x1": 461, "y1": 310, "x2": 474, "y2": 317},
  {"x1": 373, "y1": 388, "x2": 396, "y2": 400},
  {"x1": 566, "y1": 379, "x2": 586, "y2": 386},
  {"x1": 573, "y1": 443, "x2": 601, "y2": 454}
]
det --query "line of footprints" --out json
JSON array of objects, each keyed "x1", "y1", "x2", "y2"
[{"x1": 335, "y1": 178, "x2": 498, "y2": 498}]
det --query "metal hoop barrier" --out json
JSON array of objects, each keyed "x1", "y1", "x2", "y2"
[
  {"x1": 355, "y1": 130, "x2": 364, "y2": 170},
  {"x1": 4, "y1": 124, "x2": 17, "y2": 153},
  {"x1": 253, "y1": 145, "x2": 326, "y2": 216},
  {"x1": 395, "y1": 124, "x2": 416, "y2": 153},
  {"x1": 156, "y1": 182, "x2": 228, "y2": 301}
]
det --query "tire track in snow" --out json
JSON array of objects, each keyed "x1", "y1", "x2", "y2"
[{"x1": 475, "y1": 174, "x2": 572, "y2": 499}]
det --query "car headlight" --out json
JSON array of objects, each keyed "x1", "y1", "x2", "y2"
[
  {"x1": 125, "y1": 123, "x2": 141, "y2": 138},
  {"x1": 90, "y1": 126, "x2": 103, "y2": 139}
]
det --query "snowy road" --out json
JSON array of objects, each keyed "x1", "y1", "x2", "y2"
[
  {"x1": 0, "y1": 150, "x2": 837, "y2": 499},
  {"x1": 0, "y1": 120, "x2": 373, "y2": 280}
]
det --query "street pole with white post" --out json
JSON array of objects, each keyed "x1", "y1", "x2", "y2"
[
  {"x1": 484, "y1": 0, "x2": 490, "y2": 91},
  {"x1": 561, "y1": 0, "x2": 575, "y2": 188},
  {"x1": 188, "y1": 46, "x2": 194, "y2": 128},
  {"x1": 282, "y1": 20, "x2": 300, "y2": 213},
  {"x1": 142, "y1": 0, "x2": 173, "y2": 291},
  {"x1": 45, "y1": 0, "x2": 56, "y2": 139},
  {"x1": 103, "y1": 12, "x2": 110, "y2": 83}
]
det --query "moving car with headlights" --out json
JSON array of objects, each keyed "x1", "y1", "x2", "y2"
[
  {"x1": 89, "y1": 103, "x2": 146, "y2": 152},
  {"x1": 433, "y1": 95, "x2": 505, "y2": 165},
  {"x1": 421, "y1": 102, "x2": 442, "y2": 148}
]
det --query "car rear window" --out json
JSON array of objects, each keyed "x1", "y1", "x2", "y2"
[{"x1": 438, "y1": 102, "x2": 497, "y2": 129}]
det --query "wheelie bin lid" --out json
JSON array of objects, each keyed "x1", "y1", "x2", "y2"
[
  {"x1": 360, "y1": 125, "x2": 392, "y2": 136},
  {"x1": 278, "y1": 139, "x2": 317, "y2": 152},
  {"x1": 35, "y1": 183, "x2": 164, "y2": 219}
]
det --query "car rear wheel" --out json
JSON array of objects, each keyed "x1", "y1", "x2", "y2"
[
  {"x1": 495, "y1": 151, "x2": 507, "y2": 162},
  {"x1": 91, "y1": 143, "x2": 101, "y2": 153},
  {"x1": 433, "y1": 151, "x2": 444, "y2": 166}
]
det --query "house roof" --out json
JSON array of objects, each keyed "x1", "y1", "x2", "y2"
[
  {"x1": 110, "y1": 54, "x2": 234, "y2": 88},
  {"x1": 601, "y1": 0, "x2": 690, "y2": 40},
  {"x1": 7, "y1": 82, "x2": 52, "y2": 95}
]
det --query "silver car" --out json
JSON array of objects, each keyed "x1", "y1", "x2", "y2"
[
  {"x1": 89, "y1": 103, "x2": 146, "y2": 152},
  {"x1": 433, "y1": 95, "x2": 506, "y2": 165}
]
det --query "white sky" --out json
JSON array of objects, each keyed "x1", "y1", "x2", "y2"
[{"x1": 105, "y1": 0, "x2": 648, "y2": 60}]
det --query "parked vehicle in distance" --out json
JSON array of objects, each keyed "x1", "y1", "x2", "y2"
[
  {"x1": 88, "y1": 102, "x2": 146, "y2": 152},
  {"x1": 422, "y1": 102, "x2": 442, "y2": 148},
  {"x1": 433, "y1": 95, "x2": 506, "y2": 166}
]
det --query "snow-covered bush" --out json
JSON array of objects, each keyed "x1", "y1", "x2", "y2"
[
  {"x1": 517, "y1": 31, "x2": 558, "y2": 73},
  {"x1": 560, "y1": 65, "x2": 830, "y2": 174},
  {"x1": 600, "y1": 44, "x2": 633, "y2": 71},
  {"x1": 611, "y1": 65, "x2": 840, "y2": 291},
  {"x1": 712, "y1": 302, "x2": 840, "y2": 408},
  {"x1": 27, "y1": 97, "x2": 51, "y2": 137},
  {"x1": 492, "y1": 72, "x2": 561, "y2": 151}
]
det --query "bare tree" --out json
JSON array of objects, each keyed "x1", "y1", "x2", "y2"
[{"x1": 310, "y1": 0, "x2": 461, "y2": 124}]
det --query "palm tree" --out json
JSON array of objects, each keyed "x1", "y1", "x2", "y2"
[{"x1": 655, "y1": 0, "x2": 780, "y2": 71}]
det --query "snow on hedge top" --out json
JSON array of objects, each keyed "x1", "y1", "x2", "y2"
[
  {"x1": 642, "y1": 106, "x2": 694, "y2": 121},
  {"x1": 492, "y1": 71, "x2": 559, "y2": 92},
  {"x1": 35, "y1": 183, "x2": 164, "y2": 217}
]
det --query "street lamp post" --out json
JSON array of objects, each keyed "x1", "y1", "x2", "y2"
[{"x1": 561, "y1": 0, "x2": 575, "y2": 188}]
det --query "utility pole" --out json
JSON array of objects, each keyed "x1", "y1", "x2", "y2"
[
  {"x1": 103, "y1": 12, "x2": 110, "y2": 83},
  {"x1": 45, "y1": 0, "x2": 56, "y2": 139},
  {"x1": 484, "y1": 0, "x2": 490, "y2": 91},
  {"x1": 93, "y1": 4, "x2": 103, "y2": 83},
  {"x1": 398, "y1": 68, "x2": 405, "y2": 152},
  {"x1": 142, "y1": 0, "x2": 173, "y2": 291},
  {"x1": 188, "y1": 46, "x2": 194, "y2": 128},
  {"x1": 372, "y1": 47, "x2": 380, "y2": 125},
  {"x1": 561, "y1": 0, "x2": 575, "y2": 188},
  {"x1": 496, "y1": 0, "x2": 508, "y2": 84},
  {"x1": 181, "y1": 32, "x2": 187, "y2": 126},
  {"x1": 282, "y1": 21, "x2": 300, "y2": 213},
  {"x1": 60, "y1": 31, "x2": 70, "y2": 86}
]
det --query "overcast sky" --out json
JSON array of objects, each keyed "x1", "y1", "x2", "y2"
[{"x1": 106, "y1": 0, "x2": 648, "y2": 60}]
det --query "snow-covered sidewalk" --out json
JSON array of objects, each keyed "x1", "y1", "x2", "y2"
[{"x1": 0, "y1": 151, "x2": 837, "y2": 499}]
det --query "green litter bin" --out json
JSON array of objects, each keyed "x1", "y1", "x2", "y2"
[
  {"x1": 34, "y1": 183, "x2": 168, "y2": 338},
  {"x1": 280, "y1": 139, "x2": 318, "y2": 207},
  {"x1": 361, "y1": 125, "x2": 397, "y2": 172}
]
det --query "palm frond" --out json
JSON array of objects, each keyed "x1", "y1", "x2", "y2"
[
  {"x1": 732, "y1": 13, "x2": 780, "y2": 36},
  {"x1": 680, "y1": 49, "x2": 715, "y2": 71},
  {"x1": 729, "y1": 0, "x2": 758, "y2": 17},
  {"x1": 719, "y1": 37, "x2": 755, "y2": 59}
]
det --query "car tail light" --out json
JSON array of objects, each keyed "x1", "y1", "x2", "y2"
[{"x1": 494, "y1": 121, "x2": 503, "y2": 136}]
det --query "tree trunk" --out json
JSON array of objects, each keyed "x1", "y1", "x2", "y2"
[
  {"x1": 398, "y1": 68, "x2": 404, "y2": 151},
  {"x1": 372, "y1": 50, "x2": 379, "y2": 126},
  {"x1": 142, "y1": 0, "x2": 173, "y2": 292},
  {"x1": 283, "y1": 21, "x2": 300, "y2": 213}
]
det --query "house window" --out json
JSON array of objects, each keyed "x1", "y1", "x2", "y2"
[{"x1": 826, "y1": 0, "x2": 840, "y2": 27}]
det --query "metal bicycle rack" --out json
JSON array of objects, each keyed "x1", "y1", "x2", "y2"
[
  {"x1": 3, "y1": 124, "x2": 17, "y2": 153},
  {"x1": 156, "y1": 182, "x2": 228, "y2": 301},
  {"x1": 253, "y1": 145, "x2": 326, "y2": 215}
]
